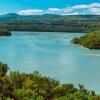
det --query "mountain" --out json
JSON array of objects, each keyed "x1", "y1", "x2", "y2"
[
  {"x1": 0, "y1": 13, "x2": 99, "y2": 32},
  {"x1": 0, "y1": 13, "x2": 100, "y2": 22},
  {"x1": 0, "y1": 13, "x2": 19, "y2": 21},
  {"x1": 0, "y1": 13, "x2": 60, "y2": 22},
  {"x1": 2, "y1": 13, "x2": 19, "y2": 17}
]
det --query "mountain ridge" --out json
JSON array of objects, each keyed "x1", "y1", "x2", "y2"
[
  {"x1": 0, "y1": 13, "x2": 99, "y2": 32},
  {"x1": 0, "y1": 13, "x2": 100, "y2": 21}
]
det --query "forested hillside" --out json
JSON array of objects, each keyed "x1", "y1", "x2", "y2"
[
  {"x1": 0, "y1": 13, "x2": 100, "y2": 32},
  {"x1": 72, "y1": 30, "x2": 100, "y2": 49}
]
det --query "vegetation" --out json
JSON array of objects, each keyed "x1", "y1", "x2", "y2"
[
  {"x1": 0, "y1": 14, "x2": 100, "y2": 32},
  {"x1": 0, "y1": 29, "x2": 11, "y2": 36},
  {"x1": 0, "y1": 62, "x2": 100, "y2": 100},
  {"x1": 72, "y1": 30, "x2": 100, "y2": 49}
]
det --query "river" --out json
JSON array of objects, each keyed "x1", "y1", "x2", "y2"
[{"x1": 0, "y1": 32, "x2": 100, "y2": 93}]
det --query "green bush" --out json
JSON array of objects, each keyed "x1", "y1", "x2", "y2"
[
  {"x1": 0, "y1": 62, "x2": 100, "y2": 100},
  {"x1": 72, "y1": 30, "x2": 100, "y2": 49}
]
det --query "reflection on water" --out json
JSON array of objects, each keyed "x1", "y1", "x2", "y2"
[{"x1": 0, "y1": 32, "x2": 100, "y2": 93}]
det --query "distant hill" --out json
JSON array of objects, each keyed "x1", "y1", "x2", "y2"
[
  {"x1": 0, "y1": 13, "x2": 100, "y2": 32},
  {"x1": 0, "y1": 13, "x2": 100, "y2": 21}
]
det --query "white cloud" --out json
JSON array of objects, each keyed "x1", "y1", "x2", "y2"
[
  {"x1": 48, "y1": 8, "x2": 61, "y2": 12},
  {"x1": 17, "y1": 3, "x2": 100, "y2": 15},
  {"x1": 18, "y1": 9, "x2": 44, "y2": 15},
  {"x1": 72, "y1": 5, "x2": 89, "y2": 9},
  {"x1": 72, "y1": 3, "x2": 100, "y2": 9},
  {"x1": 47, "y1": 8, "x2": 62, "y2": 14},
  {"x1": 64, "y1": 3, "x2": 100, "y2": 15},
  {"x1": 63, "y1": 8, "x2": 73, "y2": 13},
  {"x1": 90, "y1": 8, "x2": 100, "y2": 15},
  {"x1": 89, "y1": 3, "x2": 100, "y2": 7}
]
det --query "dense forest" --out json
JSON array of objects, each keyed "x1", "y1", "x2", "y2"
[
  {"x1": 0, "y1": 13, "x2": 100, "y2": 32},
  {"x1": 0, "y1": 62, "x2": 100, "y2": 100},
  {"x1": 72, "y1": 30, "x2": 100, "y2": 49}
]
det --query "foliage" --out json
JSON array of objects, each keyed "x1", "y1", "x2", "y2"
[
  {"x1": 72, "y1": 30, "x2": 100, "y2": 49},
  {"x1": 0, "y1": 62, "x2": 8, "y2": 77},
  {"x1": 0, "y1": 62, "x2": 100, "y2": 100}
]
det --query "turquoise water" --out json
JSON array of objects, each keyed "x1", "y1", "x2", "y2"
[{"x1": 0, "y1": 32, "x2": 100, "y2": 93}]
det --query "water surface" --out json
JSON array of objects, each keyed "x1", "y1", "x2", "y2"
[{"x1": 0, "y1": 32, "x2": 100, "y2": 93}]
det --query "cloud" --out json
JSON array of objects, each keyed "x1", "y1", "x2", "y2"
[
  {"x1": 48, "y1": 8, "x2": 61, "y2": 12},
  {"x1": 72, "y1": 3, "x2": 100, "y2": 9},
  {"x1": 63, "y1": 3, "x2": 100, "y2": 15},
  {"x1": 89, "y1": 8, "x2": 100, "y2": 15},
  {"x1": 18, "y1": 9, "x2": 44, "y2": 15},
  {"x1": 17, "y1": 3, "x2": 100, "y2": 15},
  {"x1": 47, "y1": 8, "x2": 62, "y2": 14}
]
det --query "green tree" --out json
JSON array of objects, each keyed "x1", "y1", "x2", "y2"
[{"x1": 0, "y1": 62, "x2": 8, "y2": 77}]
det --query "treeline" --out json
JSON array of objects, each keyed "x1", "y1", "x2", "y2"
[
  {"x1": 0, "y1": 14, "x2": 100, "y2": 32},
  {"x1": 0, "y1": 62, "x2": 100, "y2": 100},
  {"x1": 0, "y1": 20, "x2": 99, "y2": 32},
  {"x1": 72, "y1": 30, "x2": 100, "y2": 49}
]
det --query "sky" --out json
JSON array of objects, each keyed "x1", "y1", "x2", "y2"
[{"x1": 0, "y1": 0, "x2": 100, "y2": 15}]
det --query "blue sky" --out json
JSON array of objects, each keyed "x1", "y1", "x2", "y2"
[{"x1": 0, "y1": 0, "x2": 100, "y2": 15}]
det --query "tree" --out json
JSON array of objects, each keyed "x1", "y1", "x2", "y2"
[{"x1": 0, "y1": 62, "x2": 8, "y2": 77}]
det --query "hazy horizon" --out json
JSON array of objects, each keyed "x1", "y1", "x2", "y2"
[{"x1": 0, "y1": 12, "x2": 100, "y2": 16}]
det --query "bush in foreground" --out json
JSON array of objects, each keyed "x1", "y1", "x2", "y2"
[{"x1": 0, "y1": 62, "x2": 100, "y2": 100}]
